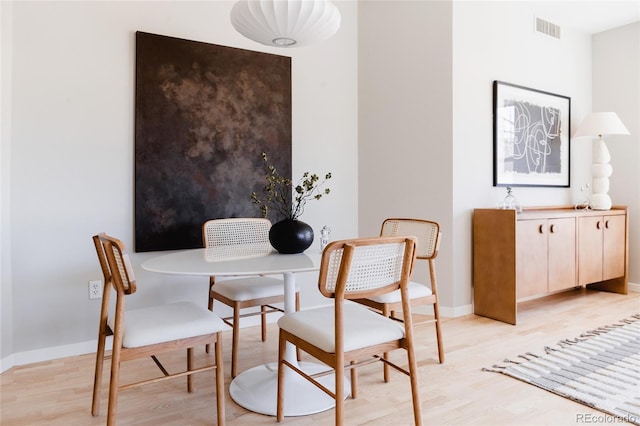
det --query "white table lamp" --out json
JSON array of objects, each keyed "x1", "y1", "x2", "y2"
[{"x1": 573, "y1": 112, "x2": 630, "y2": 210}]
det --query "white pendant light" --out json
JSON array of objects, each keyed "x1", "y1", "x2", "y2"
[{"x1": 230, "y1": 0, "x2": 341, "y2": 47}]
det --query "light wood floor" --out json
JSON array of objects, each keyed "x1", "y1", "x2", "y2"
[{"x1": 2, "y1": 288, "x2": 639, "y2": 425}]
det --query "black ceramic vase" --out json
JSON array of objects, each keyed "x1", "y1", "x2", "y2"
[{"x1": 269, "y1": 219, "x2": 314, "y2": 254}]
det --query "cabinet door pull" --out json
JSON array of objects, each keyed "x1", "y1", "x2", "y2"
[
  {"x1": 605, "y1": 220, "x2": 610, "y2": 229},
  {"x1": 550, "y1": 224, "x2": 556, "y2": 233},
  {"x1": 596, "y1": 221, "x2": 601, "y2": 230},
  {"x1": 538, "y1": 224, "x2": 544, "y2": 234}
]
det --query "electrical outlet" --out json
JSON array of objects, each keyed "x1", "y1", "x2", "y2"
[{"x1": 88, "y1": 280, "x2": 102, "y2": 299}]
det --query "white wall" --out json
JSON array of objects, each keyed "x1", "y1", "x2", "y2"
[
  {"x1": 358, "y1": 1, "x2": 454, "y2": 311},
  {"x1": 592, "y1": 22, "x2": 639, "y2": 285},
  {"x1": 1, "y1": 0, "x2": 15, "y2": 362},
  {"x1": 1, "y1": 0, "x2": 358, "y2": 370}
]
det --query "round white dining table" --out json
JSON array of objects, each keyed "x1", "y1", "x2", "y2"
[{"x1": 141, "y1": 247, "x2": 349, "y2": 417}]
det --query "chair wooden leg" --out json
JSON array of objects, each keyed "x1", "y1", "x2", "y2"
[
  {"x1": 260, "y1": 305, "x2": 267, "y2": 342},
  {"x1": 408, "y1": 348, "x2": 423, "y2": 426},
  {"x1": 231, "y1": 304, "x2": 240, "y2": 378},
  {"x1": 382, "y1": 306, "x2": 392, "y2": 382},
  {"x1": 276, "y1": 332, "x2": 287, "y2": 422},
  {"x1": 382, "y1": 352, "x2": 391, "y2": 383},
  {"x1": 187, "y1": 348, "x2": 194, "y2": 393},
  {"x1": 206, "y1": 288, "x2": 214, "y2": 354},
  {"x1": 335, "y1": 354, "x2": 345, "y2": 426},
  {"x1": 433, "y1": 302, "x2": 444, "y2": 363},
  {"x1": 91, "y1": 330, "x2": 107, "y2": 416},
  {"x1": 295, "y1": 292, "x2": 301, "y2": 361},
  {"x1": 429, "y1": 261, "x2": 444, "y2": 364},
  {"x1": 106, "y1": 346, "x2": 122, "y2": 426},
  {"x1": 215, "y1": 334, "x2": 225, "y2": 426},
  {"x1": 350, "y1": 360, "x2": 358, "y2": 399},
  {"x1": 406, "y1": 331, "x2": 423, "y2": 426}
]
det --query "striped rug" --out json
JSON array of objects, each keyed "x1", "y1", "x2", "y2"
[{"x1": 484, "y1": 315, "x2": 640, "y2": 425}]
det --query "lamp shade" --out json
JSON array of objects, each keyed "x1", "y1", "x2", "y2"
[
  {"x1": 230, "y1": 0, "x2": 341, "y2": 47},
  {"x1": 573, "y1": 112, "x2": 630, "y2": 138}
]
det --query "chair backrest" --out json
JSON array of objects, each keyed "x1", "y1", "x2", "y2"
[
  {"x1": 93, "y1": 234, "x2": 113, "y2": 290},
  {"x1": 202, "y1": 218, "x2": 273, "y2": 259},
  {"x1": 203, "y1": 218, "x2": 272, "y2": 247},
  {"x1": 318, "y1": 236, "x2": 417, "y2": 300},
  {"x1": 380, "y1": 218, "x2": 440, "y2": 260},
  {"x1": 93, "y1": 233, "x2": 137, "y2": 296}
]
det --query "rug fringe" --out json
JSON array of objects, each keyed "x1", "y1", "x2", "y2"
[{"x1": 481, "y1": 366, "x2": 506, "y2": 373}]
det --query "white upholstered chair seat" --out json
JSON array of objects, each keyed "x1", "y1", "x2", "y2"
[
  {"x1": 108, "y1": 301, "x2": 227, "y2": 348},
  {"x1": 212, "y1": 276, "x2": 296, "y2": 302},
  {"x1": 366, "y1": 281, "x2": 432, "y2": 304},
  {"x1": 278, "y1": 304, "x2": 405, "y2": 353}
]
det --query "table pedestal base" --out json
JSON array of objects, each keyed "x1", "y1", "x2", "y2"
[{"x1": 229, "y1": 361, "x2": 350, "y2": 417}]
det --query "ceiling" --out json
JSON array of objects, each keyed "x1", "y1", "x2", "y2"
[{"x1": 532, "y1": 1, "x2": 640, "y2": 34}]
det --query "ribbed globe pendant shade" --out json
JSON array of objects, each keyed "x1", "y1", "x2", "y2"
[{"x1": 230, "y1": 0, "x2": 341, "y2": 47}]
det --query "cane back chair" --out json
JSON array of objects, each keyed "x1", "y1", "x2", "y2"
[
  {"x1": 276, "y1": 236, "x2": 422, "y2": 426},
  {"x1": 203, "y1": 218, "x2": 300, "y2": 378},
  {"x1": 353, "y1": 218, "x2": 443, "y2": 379},
  {"x1": 91, "y1": 233, "x2": 225, "y2": 426}
]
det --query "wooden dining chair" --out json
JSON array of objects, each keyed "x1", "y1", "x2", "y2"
[
  {"x1": 276, "y1": 236, "x2": 422, "y2": 426},
  {"x1": 353, "y1": 218, "x2": 444, "y2": 380},
  {"x1": 91, "y1": 233, "x2": 226, "y2": 426},
  {"x1": 203, "y1": 218, "x2": 300, "y2": 378}
]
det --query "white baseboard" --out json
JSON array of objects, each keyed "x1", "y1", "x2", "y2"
[
  {"x1": 0, "y1": 354, "x2": 13, "y2": 374},
  {"x1": 403, "y1": 303, "x2": 473, "y2": 318},
  {"x1": 629, "y1": 281, "x2": 640, "y2": 293},
  {"x1": 1, "y1": 339, "x2": 102, "y2": 373}
]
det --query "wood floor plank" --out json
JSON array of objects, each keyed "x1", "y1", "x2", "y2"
[{"x1": 1, "y1": 288, "x2": 638, "y2": 425}]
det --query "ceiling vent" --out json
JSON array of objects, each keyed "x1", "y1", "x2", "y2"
[{"x1": 535, "y1": 17, "x2": 561, "y2": 39}]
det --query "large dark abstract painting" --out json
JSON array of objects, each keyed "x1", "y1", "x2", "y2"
[
  {"x1": 493, "y1": 81, "x2": 570, "y2": 187},
  {"x1": 135, "y1": 32, "x2": 291, "y2": 252}
]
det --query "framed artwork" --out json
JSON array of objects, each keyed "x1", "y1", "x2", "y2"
[
  {"x1": 493, "y1": 81, "x2": 571, "y2": 187},
  {"x1": 135, "y1": 32, "x2": 291, "y2": 252}
]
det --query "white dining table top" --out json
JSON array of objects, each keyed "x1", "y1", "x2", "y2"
[{"x1": 141, "y1": 247, "x2": 322, "y2": 277}]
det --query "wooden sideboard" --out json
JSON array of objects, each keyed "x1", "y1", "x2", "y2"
[{"x1": 473, "y1": 206, "x2": 628, "y2": 324}]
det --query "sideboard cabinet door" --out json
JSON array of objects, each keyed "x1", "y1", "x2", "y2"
[
  {"x1": 578, "y1": 214, "x2": 626, "y2": 285},
  {"x1": 516, "y1": 220, "x2": 547, "y2": 299},
  {"x1": 603, "y1": 214, "x2": 626, "y2": 281},
  {"x1": 547, "y1": 217, "x2": 577, "y2": 292},
  {"x1": 516, "y1": 217, "x2": 576, "y2": 298},
  {"x1": 578, "y1": 216, "x2": 603, "y2": 285}
]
